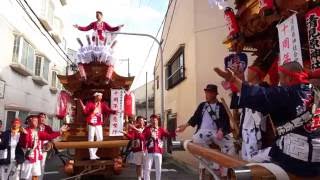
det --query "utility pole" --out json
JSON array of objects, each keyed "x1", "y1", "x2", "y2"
[
  {"x1": 119, "y1": 58, "x2": 130, "y2": 77},
  {"x1": 146, "y1": 72, "x2": 148, "y2": 119}
]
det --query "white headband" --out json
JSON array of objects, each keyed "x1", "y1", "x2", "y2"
[{"x1": 93, "y1": 92, "x2": 103, "y2": 96}]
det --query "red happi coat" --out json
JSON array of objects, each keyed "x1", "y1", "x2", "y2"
[
  {"x1": 19, "y1": 128, "x2": 60, "y2": 163},
  {"x1": 83, "y1": 101, "x2": 116, "y2": 126},
  {"x1": 125, "y1": 128, "x2": 145, "y2": 153},
  {"x1": 39, "y1": 124, "x2": 57, "y2": 151},
  {"x1": 143, "y1": 127, "x2": 173, "y2": 154},
  {"x1": 77, "y1": 21, "x2": 120, "y2": 41}
]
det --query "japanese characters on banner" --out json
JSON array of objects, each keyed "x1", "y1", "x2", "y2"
[
  {"x1": 306, "y1": 7, "x2": 320, "y2": 70},
  {"x1": 109, "y1": 89, "x2": 125, "y2": 136},
  {"x1": 277, "y1": 14, "x2": 303, "y2": 66}
]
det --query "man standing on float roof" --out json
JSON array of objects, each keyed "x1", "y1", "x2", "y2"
[{"x1": 73, "y1": 11, "x2": 124, "y2": 43}]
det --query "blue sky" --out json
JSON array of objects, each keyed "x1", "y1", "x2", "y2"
[{"x1": 60, "y1": 0, "x2": 169, "y2": 89}]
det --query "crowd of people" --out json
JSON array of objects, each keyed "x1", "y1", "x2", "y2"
[
  {"x1": 1, "y1": 60, "x2": 319, "y2": 180},
  {"x1": 122, "y1": 114, "x2": 174, "y2": 180},
  {"x1": 0, "y1": 113, "x2": 68, "y2": 180},
  {"x1": 175, "y1": 61, "x2": 320, "y2": 179}
]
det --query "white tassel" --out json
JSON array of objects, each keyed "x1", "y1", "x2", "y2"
[{"x1": 208, "y1": 0, "x2": 229, "y2": 10}]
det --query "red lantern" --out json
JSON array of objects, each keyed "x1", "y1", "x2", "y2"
[
  {"x1": 224, "y1": 7, "x2": 240, "y2": 39},
  {"x1": 56, "y1": 91, "x2": 71, "y2": 120},
  {"x1": 259, "y1": 0, "x2": 274, "y2": 16},
  {"x1": 124, "y1": 91, "x2": 135, "y2": 117},
  {"x1": 306, "y1": 7, "x2": 320, "y2": 70}
]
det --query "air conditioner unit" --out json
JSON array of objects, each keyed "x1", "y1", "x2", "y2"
[{"x1": 51, "y1": 31, "x2": 62, "y2": 43}]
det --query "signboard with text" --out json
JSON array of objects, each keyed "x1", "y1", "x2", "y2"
[
  {"x1": 109, "y1": 89, "x2": 125, "y2": 136},
  {"x1": 277, "y1": 14, "x2": 303, "y2": 66}
]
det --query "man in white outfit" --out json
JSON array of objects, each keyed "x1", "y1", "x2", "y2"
[{"x1": 79, "y1": 92, "x2": 116, "y2": 160}]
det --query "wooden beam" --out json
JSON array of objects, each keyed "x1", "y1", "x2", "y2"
[
  {"x1": 54, "y1": 140, "x2": 129, "y2": 149},
  {"x1": 186, "y1": 141, "x2": 246, "y2": 168}
]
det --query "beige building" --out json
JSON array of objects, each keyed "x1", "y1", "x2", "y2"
[
  {"x1": 0, "y1": 0, "x2": 70, "y2": 131},
  {"x1": 154, "y1": 0, "x2": 236, "y2": 168}
]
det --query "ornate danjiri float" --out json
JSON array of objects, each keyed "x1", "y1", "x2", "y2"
[{"x1": 50, "y1": 21, "x2": 135, "y2": 177}]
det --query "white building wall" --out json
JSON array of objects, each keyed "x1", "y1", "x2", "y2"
[{"x1": 0, "y1": 0, "x2": 67, "y2": 130}]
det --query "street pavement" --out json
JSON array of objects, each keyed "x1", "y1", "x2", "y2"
[{"x1": 44, "y1": 153, "x2": 198, "y2": 180}]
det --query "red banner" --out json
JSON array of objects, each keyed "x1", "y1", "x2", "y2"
[{"x1": 306, "y1": 7, "x2": 320, "y2": 70}]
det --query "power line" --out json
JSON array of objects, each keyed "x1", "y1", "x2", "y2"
[
  {"x1": 194, "y1": 24, "x2": 226, "y2": 33},
  {"x1": 22, "y1": 0, "x2": 73, "y2": 64},
  {"x1": 154, "y1": 0, "x2": 177, "y2": 71},
  {"x1": 162, "y1": 0, "x2": 177, "y2": 50},
  {"x1": 15, "y1": 0, "x2": 73, "y2": 65},
  {"x1": 132, "y1": 0, "x2": 173, "y2": 86}
]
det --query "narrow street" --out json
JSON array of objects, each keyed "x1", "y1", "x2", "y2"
[{"x1": 44, "y1": 154, "x2": 198, "y2": 180}]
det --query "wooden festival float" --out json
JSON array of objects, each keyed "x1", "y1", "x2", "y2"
[{"x1": 52, "y1": 33, "x2": 135, "y2": 177}]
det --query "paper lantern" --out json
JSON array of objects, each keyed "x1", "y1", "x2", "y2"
[
  {"x1": 224, "y1": 7, "x2": 240, "y2": 39},
  {"x1": 56, "y1": 91, "x2": 71, "y2": 120},
  {"x1": 124, "y1": 91, "x2": 135, "y2": 117},
  {"x1": 259, "y1": 0, "x2": 274, "y2": 16},
  {"x1": 306, "y1": 7, "x2": 320, "y2": 70}
]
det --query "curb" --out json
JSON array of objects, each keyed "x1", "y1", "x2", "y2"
[{"x1": 163, "y1": 153, "x2": 198, "y2": 175}]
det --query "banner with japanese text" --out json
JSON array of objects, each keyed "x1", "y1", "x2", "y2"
[
  {"x1": 277, "y1": 14, "x2": 303, "y2": 66},
  {"x1": 109, "y1": 89, "x2": 125, "y2": 136},
  {"x1": 306, "y1": 7, "x2": 320, "y2": 70}
]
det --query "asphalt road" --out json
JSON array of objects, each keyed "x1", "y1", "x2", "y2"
[{"x1": 44, "y1": 153, "x2": 198, "y2": 180}]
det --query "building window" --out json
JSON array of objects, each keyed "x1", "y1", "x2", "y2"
[
  {"x1": 12, "y1": 34, "x2": 35, "y2": 72},
  {"x1": 166, "y1": 46, "x2": 185, "y2": 89},
  {"x1": 5, "y1": 110, "x2": 29, "y2": 130},
  {"x1": 35, "y1": 56, "x2": 50, "y2": 80},
  {"x1": 21, "y1": 39, "x2": 35, "y2": 71},
  {"x1": 43, "y1": 58, "x2": 50, "y2": 80},
  {"x1": 35, "y1": 56, "x2": 42, "y2": 76},
  {"x1": 5, "y1": 111, "x2": 16, "y2": 130},
  {"x1": 12, "y1": 35, "x2": 21, "y2": 63},
  {"x1": 51, "y1": 71, "x2": 57, "y2": 88}
]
